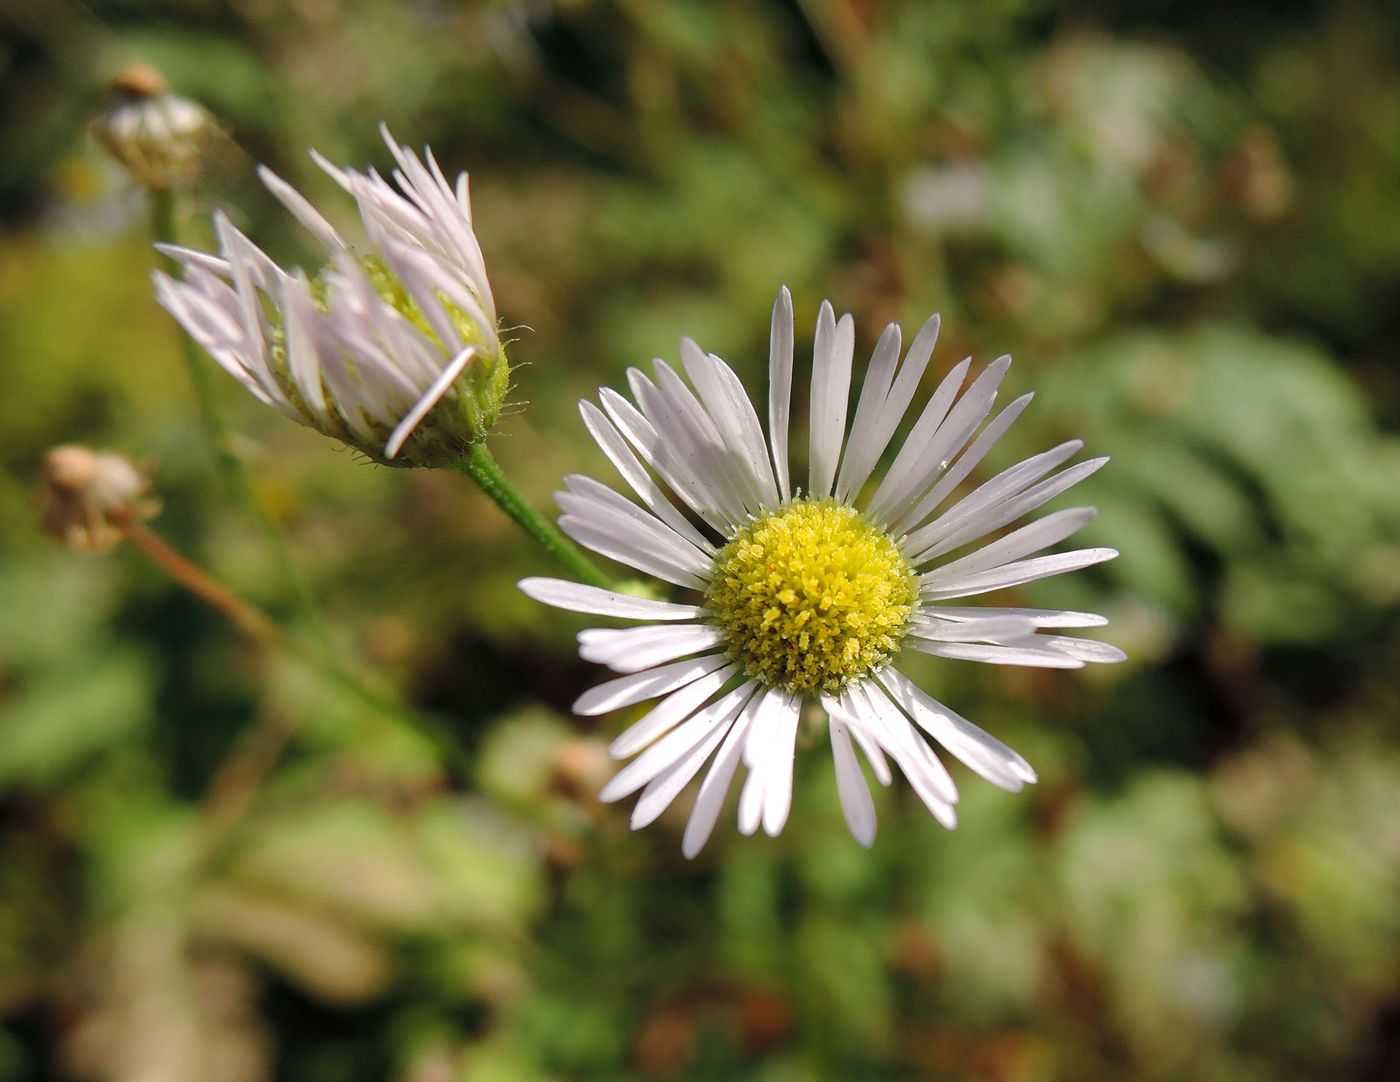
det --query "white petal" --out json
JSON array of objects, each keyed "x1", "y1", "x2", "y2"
[
  {"x1": 868, "y1": 355, "x2": 1012, "y2": 525},
  {"x1": 907, "y1": 614, "x2": 1043, "y2": 642},
  {"x1": 863, "y1": 357, "x2": 970, "y2": 521},
  {"x1": 630, "y1": 692, "x2": 748, "y2": 830},
  {"x1": 682, "y1": 706, "x2": 755, "y2": 858},
  {"x1": 518, "y1": 577, "x2": 702, "y2": 621},
  {"x1": 853, "y1": 682, "x2": 959, "y2": 809},
  {"x1": 630, "y1": 371, "x2": 748, "y2": 530},
  {"x1": 834, "y1": 322, "x2": 901, "y2": 502},
  {"x1": 258, "y1": 165, "x2": 345, "y2": 253},
  {"x1": 1027, "y1": 635, "x2": 1127, "y2": 664},
  {"x1": 905, "y1": 448, "x2": 1103, "y2": 563},
  {"x1": 808, "y1": 304, "x2": 854, "y2": 498},
  {"x1": 920, "y1": 548, "x2": 1118, "y2": 599},
  {"x1": 578, "y1": 400, "x2": 715, "y2": 554},
  {"x1": 760, "y1": 693, "x2": 802, "y2": 837},
  {"x1": 645, "y1": 362, "x2": 752, "y2": 517},
  {"x1": 680, "y1": 340, "x2": 779, "y2": 509},
  {"x1": 385, "y1": 345, "x2": 476, "y2": 459},
  {"x1": 890, "y1": 392, "x2": 1033, "y2": 537},
  {"x1": 600, "y1": 682, "x2": 758, "y2": 802},
  {"x1": 834, "y1": 307, "x2": 946, "y2": 501},
  {"x1": 558, "y1": 475, "x2": 712, "y2": 574},
  {"x1": 558, "y1": 515, "x2": 707, "y2": 590},
  {"x1": 599, "y1": 388, "x2": 731, "y2": 535},
  {"x1": 768, "y1": 286, "x2": 794, "y2": 502},
  {"x1": 609, "y1": 662, "x2": 739, "y2": 758},
  {"x1": 577, "y1": 624, "x2": 726, "y2": 673},
  {"x1": 573, "y1": 654, "x2": 730, "y2": 716},
  {"x1": 278, "y1": 274, "x2": 331, "y2": 424},
  {"x1": 921, "y1": 507, "x2": 1099, "y2": 582},
  {"x1": 829, "y1": 717, "x2": 877, "y2": 847},
  {"x1": 918, "y1": 606, "x2": 1109, "y2": 630},
  {"x1": 906, "y1": 639, "x2": 1086, "y2": 668},
  {"x1": 877, "y1": 668, "x2": 1036, "y2": 790}
]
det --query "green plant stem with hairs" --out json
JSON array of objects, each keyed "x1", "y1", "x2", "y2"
[
  {"x1": 150, "y1": 188, "x2": 332, "y2": 652},
  {"x1": 458, "y1": 441, "x2": 612, "y2": 588}
]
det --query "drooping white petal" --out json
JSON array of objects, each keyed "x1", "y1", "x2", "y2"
[
  {"x1": 609, "y1": 661, "x2": 740, "y2": 759},
  {"x1": 854, "y1": 682, "x2": 959, "y2": 810},
  {"x1": 828, "y1": 714, "x2": 877, "y2": 847},
  {"x1": 599, "y1": 682, "x2": 759, "y2": 803},
  {"x1": 518, "y1": 577, "x2": 703, "y2": 621},
  {"x1": 384, "y1": 345, "x2": 477, "y2": 459},
  {"x1": 682, "y1": 705, "x2": 756, "y2": 858},
  {"x1": 760, "y1": 693, "x2": 801, "y2": 836},
  {"x1": 630, "y1": 688, "x2": 750, "y2": 829}
]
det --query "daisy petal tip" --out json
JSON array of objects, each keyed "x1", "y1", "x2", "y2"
[{"x1": 681, "y1": 828, "x2": 710, "y2": 860}]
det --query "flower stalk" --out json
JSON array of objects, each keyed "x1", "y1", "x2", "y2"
[{"x1": 458, "y1": 441, "x2": 612, "y2": 588}]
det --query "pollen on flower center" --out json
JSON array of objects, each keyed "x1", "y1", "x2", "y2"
[{"x1": 703, "y1": 498, "x2": 918, "y2": 694}]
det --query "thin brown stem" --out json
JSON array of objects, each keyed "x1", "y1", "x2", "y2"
[{"x1": 121, "y1": 519, "x2": 280, "y2": 641}]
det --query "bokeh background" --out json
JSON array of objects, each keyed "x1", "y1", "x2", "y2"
[{"x1": 3, "y1": 1, "x2": 1400, "y2": 1078}]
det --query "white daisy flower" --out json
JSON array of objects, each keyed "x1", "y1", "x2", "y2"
[
  {"x1": 520, "y1": 288, "x2": 1123, "y2": 856},
  {"x1": 153, "y1": 125, "x2": 506, "y2": 468}
]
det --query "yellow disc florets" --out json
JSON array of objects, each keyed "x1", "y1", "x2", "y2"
[{"x1": 704, "y1": 498, "x2": 918, "y2": 694}]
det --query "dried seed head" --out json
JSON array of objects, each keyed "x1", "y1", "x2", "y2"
[
  {"x1": 92, "y1": 63, "x2": 211, "y2": 191},
  {"x1": 40, "y1": 445, "x2": 160, "y2": 553}
]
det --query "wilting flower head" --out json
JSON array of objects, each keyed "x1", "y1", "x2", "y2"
[
  {"x1": 154, "y1": 126, "x2": 506, "y2": 468},
  {"x1": 521, "y1": 288, "x2": 1123, "y2": 855},
  {"x1": 91, "y1": 63, "x2": 211, "y2": 191},
  {"x1": 40, "y1": 445, "x2": 159, "y2": 553}
]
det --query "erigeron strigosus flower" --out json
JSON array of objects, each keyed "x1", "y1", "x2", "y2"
[
  {"x1": 522, "y1": 288, "x2": 1122, "y2": 855},
  {"x1": 154, "y1": 126, "x2": 506, "y2": 468}
]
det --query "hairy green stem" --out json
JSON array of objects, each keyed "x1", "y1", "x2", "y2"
[
  {"x1": 150, "y1": 188, "x2": 332, "y2": 651},
  {"x1": 459, "y1": 441, "x2": 611, "y2": 587}
]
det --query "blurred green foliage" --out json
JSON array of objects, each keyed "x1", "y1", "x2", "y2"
[{"x1": 2, "y1": 1, "x2": 1399, "y2": 1079}]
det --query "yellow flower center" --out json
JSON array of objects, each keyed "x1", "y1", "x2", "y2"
[{"x1": 704, "y1": 499, "x2": 918, "y2": 694}]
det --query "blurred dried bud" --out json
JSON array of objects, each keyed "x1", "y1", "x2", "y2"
[
  {"x1": 40, "y1": 445, "x2": 159, "y2": 553},
  {"x1": 1220, "y1": 127, "x2": 1294, "y2": 222},
  {"x1": 91, "y1": 63, "x2": 211, "y2": 191}
]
